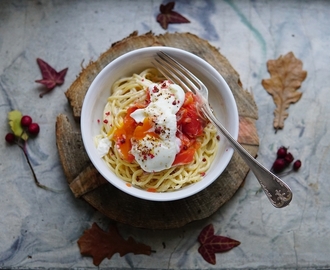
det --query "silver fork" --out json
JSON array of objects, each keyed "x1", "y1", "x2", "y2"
[{"x1": 153, "y1": 51, "x2": 292, "y2": 208}]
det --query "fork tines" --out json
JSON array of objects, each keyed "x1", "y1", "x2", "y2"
[{"x1": 153, "y1": 51, "x2": 200, "y2": 94}]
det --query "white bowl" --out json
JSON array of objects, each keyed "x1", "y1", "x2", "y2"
[{"x1": 81, "y1": 47, "x2": 239, "y2": 201}]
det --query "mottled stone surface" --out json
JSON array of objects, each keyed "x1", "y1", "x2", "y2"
[{"x1": 1, "y1": 0, "x2": 329, "y2": 269}]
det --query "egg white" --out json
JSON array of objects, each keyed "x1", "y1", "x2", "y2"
[{"x1": 130, "y1": 81, "x2": 185, "y2": 172}]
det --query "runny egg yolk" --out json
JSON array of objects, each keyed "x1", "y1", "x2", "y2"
[
  {"x1": 130, "y1": 81, "x2": 185, "y2": 172},
  {"x1": 133, "y1": 117, "x2": 160, "y2": 140}
]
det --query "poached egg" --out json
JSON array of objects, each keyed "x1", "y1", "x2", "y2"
[{"x1": 130, "y1": 80, "x2": 185, "y2": 172}]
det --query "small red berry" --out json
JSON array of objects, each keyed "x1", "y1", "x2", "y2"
[
  {"x1": 284, "y1": 152, "x2": 294, "y2": 164},
  {"x1": 293, "y1": 160, "x2": 302, "y2": 171},
  {"x1": 277, "y1": 146, "x2": 287, "y2": 158},
  {"x1": 272, "y1": 158, "x2": 286, "y2": 173},
  {"x1": 5, "y1": 133, "x2": 16, "y2": 144},
  {"x1": 21, "y1": 115, "x2": 33, "y2": 127},
  {"x1": 28, "y1": 123, "x2": 40, "y2": 135}
]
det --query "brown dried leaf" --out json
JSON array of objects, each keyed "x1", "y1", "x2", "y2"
[
  {"x1": 77, "y1": 222, "x2": 152, "y2": 266},
  {"x1": 261, "y1": 52, "x2": 307, "y2": 131}
]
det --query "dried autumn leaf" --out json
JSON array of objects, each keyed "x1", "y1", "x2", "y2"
[
  {"x1": 198, "y1": 224, "x2": 240, "y2": 265},
  {"x1": 261, "y1": 52, "x2": 307, "y2": 131},
  {"x1": 77, "y1": 222, "x2": 152, "y2": 266},
  {"x1": 156, "y1": 1, "x2": 190, "y2": 30},
  {"x1": 35, "y1": 58, "x2": 68, "y2": 97}
]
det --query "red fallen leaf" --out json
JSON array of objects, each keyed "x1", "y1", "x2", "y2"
[
  {"x1": 77, "y1": 222, "x2": 152, "y2": 266},
  {"x1": 156, "y1": 1, "x2": 190, "y2": 30},
  {"x1": 35, "y1": 58, "x2": 68, "y2": 97},
  {"x1": 198, "y1": 224, "x2": 240, "y2": 265}
]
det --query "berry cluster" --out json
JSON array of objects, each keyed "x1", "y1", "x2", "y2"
[
  {"x1": 5, "y1": 115, "x2": 40, "y2": 144},
  {"x1": 271, "y1": 146, "x2": 301, "y2": 175},
  {"x1": 4, "y1": 113, "x2": 56, "y2": 191}
]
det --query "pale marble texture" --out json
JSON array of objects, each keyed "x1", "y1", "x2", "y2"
[{"x1": 1, "y1": 0, "x2": 330, "y2": 269}]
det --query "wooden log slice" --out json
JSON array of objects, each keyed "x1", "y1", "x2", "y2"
[{"x1": 56, "y1": 32, "x2": 259, "y2": 229}]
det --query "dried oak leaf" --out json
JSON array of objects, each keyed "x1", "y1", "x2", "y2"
[
  {"x1": 198, "y1": 224, "x2": 240, "y2": 265},
  {"x1": 156, "y1": 1, "x2": 190, "y2": 30},
  {"x1": 77, "y1": 222, "x2": 152, "y2": 266},
  {"x1": 261, "y1": 52, "x2": 307, "y2": 131},
  {"x1": 35, "y1": 58, "x2": 68, "y2": 98}
]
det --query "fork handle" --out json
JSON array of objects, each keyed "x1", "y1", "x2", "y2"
[{"x1": 202, "y1": 106, "x2": 292, "y2": 208}]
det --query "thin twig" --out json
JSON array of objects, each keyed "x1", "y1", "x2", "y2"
[{"x1": 16, "y1": 141, "x2": 64, "y2": 193}]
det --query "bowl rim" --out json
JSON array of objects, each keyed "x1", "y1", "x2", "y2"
[{"x1": 81, "y1": 46, "x2": 239, "y2": 201}]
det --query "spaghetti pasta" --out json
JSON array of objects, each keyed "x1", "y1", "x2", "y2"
[{"x1": 94, "y1": 68, "x2": 219, "y2": 192}]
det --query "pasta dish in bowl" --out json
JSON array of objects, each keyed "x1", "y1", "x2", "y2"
[{"x1": 81, "y1": 47, "x2": 239, "y2": 201}]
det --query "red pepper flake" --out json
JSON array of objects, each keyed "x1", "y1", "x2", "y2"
[
  {"x1": 147, "y1": 188, "x2": 157, "y2": 192},
  {"x1": 155, "y1": 126, "x2": 162, "y2": 134},
  {"x1": 105, "y1": 111, "x2": 110, "y2": 116},
  {"x1": 202, "y1": 158, "x2": 206, "y2": 162},
  {"x1": 161, "y1": 82, "x2": 167, "y2": 88},
  {"x1": 201, "y1": 172, "x2": 206, "y2": 176},
  {"x1": 119, "y1": 137, "x2": 126, "y2": 144},
  {"x1": 103, "y1": 119, "x2": 108, "y2": 124},
  {"x1": 126, "y1": 183, "x2": 132, "y2": 187},
  {"x1": 172, "y1": 100, "x2": 177, "y2": 105},
  {"x1": 97, "y1": 119, "x2": 100, "y2": 123},
  {"x1": 148, "y1": 153, "x2": 155, "y2": 159},
  {"x1": 153, "y1": 86, "x2": 159, "y2": 93},
  {"x1": 216, "y1": 135, "x2": 220, "y2": 141}
]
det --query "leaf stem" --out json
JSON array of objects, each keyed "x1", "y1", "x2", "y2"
[
  {"x1": 39, "y1": 88, "x2": 53, "y2": 98},
  {"x1": 15, "y1": 141, "x2": 63, "y2": 193}
]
